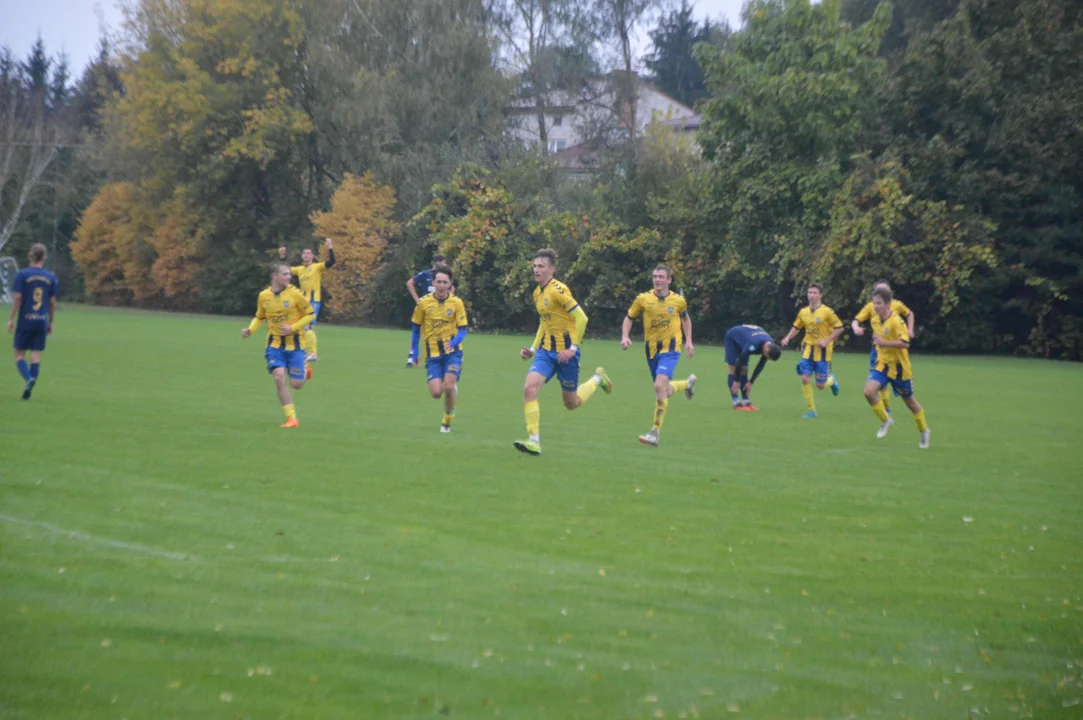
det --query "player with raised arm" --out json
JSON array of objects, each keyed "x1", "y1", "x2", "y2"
[
  {"x1": 620, "y1": 265, "x2": 695, "y2": 447},
  {"x1": 241, "y1": 262, "x2": 316, "y2": 427},
  {"x1": 722, "y1": 324, "x2": 782, "y2": 410},
  {"x1": 863, "y1": 287, "x2": 930, "y2": 448},
  {"x1": 514, "y1": 249, "x2": 611, "y2": 456},
  {"x1": 7, "y1": 244, "x2": 57, "y2": 400},
  {"x1": 278, "y1": 238, "x2": 335, "y2": 364},
  {"x1": 779, "y1": 283, "x2": 845, "y2": 418},
  {"x1": 852, "y1": 280, "x2": 915, "y2": 417},
  {"x1": 407, "y1": 265, "x2": 468, "y2": 433}
]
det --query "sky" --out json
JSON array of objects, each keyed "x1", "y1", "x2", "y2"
[{"x1": 0, "y1": 0, "x2": 748, "y2": 76}]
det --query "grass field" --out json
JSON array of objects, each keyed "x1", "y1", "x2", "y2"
[{"x1": 1, "y1": 303, "x2": 1081, "y2": 719}]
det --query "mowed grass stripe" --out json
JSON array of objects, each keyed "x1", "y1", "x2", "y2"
[{"x1": 1, "y1": 303, "x2": 1081, "y2": 719}]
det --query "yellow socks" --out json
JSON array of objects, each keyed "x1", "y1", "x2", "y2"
[
  {"x1": 283, "y1": 404, "x2": 297, "y2": 420},
  {"x1": 871, "y1": 400, "x2": 889, "y2": 422},
  {"x1": 801, "y1": 383, "x2": 815, "y2": 411},
  {"x1": 304, "y1": 329, "x2": 318, "y2": 356},
  {"x1": 576, "y1": 376, "x2": 599, "y2": 404},
  {"x1": 670, "y1": 379, "x2": 688, "y2": 394},
  {"x1": 652, "y1": 398, "x2": 668, "y2": 430},
  {"x1": 880, "y1": 388, "x2": 891, "y2": 412},
  {"x1": 524, "y1": 400, "x2": 540, "y2": 436},
  {"x1": 443, "y1": 411, "x2": 455, "y2": 426},
  {"x1": 913, "y1": 409, "x2": 928, "y2": 432}
]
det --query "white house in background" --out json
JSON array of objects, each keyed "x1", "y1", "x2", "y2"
[{"x1": 507, "y1": 72, "x2": 697, "y2": 173}]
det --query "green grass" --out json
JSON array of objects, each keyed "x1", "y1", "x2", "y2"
[{"x1": 1, "y1": 303, "x2": 1081, "y2": 720}]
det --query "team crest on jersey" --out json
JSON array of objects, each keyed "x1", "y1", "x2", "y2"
[
  {"x1": 815, "y1": 316, "x2": 821, "y2": 323},
  {"x1": 543, "y1": 298, "x2": 549, "y2": 307},
  {"x1": 668, "y1": 306, "x2": 674, "y2": 314},
  {"x1": 283, "y1": 301, "x2": 290, "y2": 307},
  {"x1": 446, "y1": 309, "x2": 453, "y2": 317}
]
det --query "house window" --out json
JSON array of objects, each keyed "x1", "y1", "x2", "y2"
[
  {"x1": 553, "y1": 115, "x2": 562, "y2": 126},
  {"x1": 547, "y1": 140, "x2": 567, "y2": 153}
]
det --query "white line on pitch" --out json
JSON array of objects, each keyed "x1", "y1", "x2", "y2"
[{"x1": 0, "y1": 514, "x2": 195, "y2": 561}]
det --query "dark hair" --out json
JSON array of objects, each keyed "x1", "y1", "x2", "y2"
[
  {"x1": 29, "y1": 243, "x2": 47, "y2": 264},
  {"x1": 270, "y1": 261, "x2": 290, "y2": 276},
  {"x1": 432, "y1": 263, "x2": 453, "y2": 284},
  {"x1": 808, "y1": 282, "x2": 823, "y2": 293},
  {"x1": 766, "y1": 342, "x2": 782, "y2": 361},
  {"x1": 433, "y1": 254, "x2": 446, "y2": 264},
  {"x1": 534, "y1": 248, "x2": 558, "y2": 266},
  {"x1": 873, "y1": 279, "x2": 891, "y2": 292},
  {"x1": 654, "y1": 265, "x2": 673, "y2": 279},
  {"x1": 872, "y1": 288, "x2": 893, "y2": 304}
]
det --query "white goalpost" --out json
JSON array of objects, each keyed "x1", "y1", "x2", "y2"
[{"x1": 0, "y1": 257, "x2": 19, "y2": 304}]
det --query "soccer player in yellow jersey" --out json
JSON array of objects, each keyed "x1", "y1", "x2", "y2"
[
  {"x1": 863, "y1": 288, "x2": 930, "y2": 448},
  {"x1": 779, "y1": 283, "x2": 844, "y2": 418},
  {"x1": 514, "y1": 248, "x2": 612, "y2": 456},
  {"x1": 851, "y1": 280, "x2": 915, "y2": 417},
  {"x1": 278, "y1": 238, "x2": 336, "y2": 363},
  {"x1": 620, "y1": 265, "x2": 696, "y2": 447},
  {"x1": 407, "y1": 265, "x2": 469, "y2": 433},
  {"x1": 241, "y1": 262, "x2": 316, "y2": 428}
]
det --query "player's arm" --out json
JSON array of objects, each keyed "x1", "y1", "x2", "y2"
[
  {"x1": 780, "y1": 321, "x2": 801, "y2": 347},
  {"x1": 681, "y1": 311, "x2": 694, "y2": 357},
  {"x1": 873, "y1": 335, "x2": 910, "y2": 349},
  {"x1": 620, "y1": 315, "x2": 634, "y2": 349},
  {"x1": 6, "y1": 291, "x2": 21, "y2": 333},
  {"x1": 449, "y1": 301, "x2": 468, "y2": 351},
  {"x1": 324, "y1": 239, "x2": 336, "y2": 268},
  {"x1": 556, "y1": 305, "x2": 588, "y2": 362},
  {"x1": 242, "y1": 301, "x2": 266, "y2": 338},
  {"x1": 852, "y1": 303, "x2": 871, "y2": 335},
  {"x1": 906, "y1": 310, "x2": 915, "y2": 338},
  {"x1": 408, "y1": 323, "x2": 422, "y2": 365},
  {"x1": 47, "y1": 296, "x2": 56, "y2": 333},
  {"x1": 818, "y1": 312, "x2": 845, "y2": 347},
  {"x1": 289, "y1": 297, "x2": 316, "y2": 333},
  {"x1": 748, "y1": 355, "x2": 769, "y2": 384},
  {"x1": 406, "y1": 275, "x2": 420, "y2": 303}
]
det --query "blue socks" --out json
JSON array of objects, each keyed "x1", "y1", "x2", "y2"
[
  {"x1": 727, "y1": 373, "x2": 738, "y2": 404},
  {"x1": 30, "y1": 363, "x2": 39, "y2": 380},
  {"x1": 739, "y1": 375, "x2": 749, "y2": 401},
  {"x1": 16, "y1": 359, "x2": 30, "y2": 382}
]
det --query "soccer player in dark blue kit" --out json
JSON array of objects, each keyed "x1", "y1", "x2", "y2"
[
  {"x1": 723, "y1": 324, "x2": 782, "y2": 410},
  {"x1": 6, "y1": 244, "x2": 58, "y2": 400}
]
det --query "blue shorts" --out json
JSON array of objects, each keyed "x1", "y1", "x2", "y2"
[
  {"x1": 425, "y1": 350, "x2": 463, "y2": 382},
  {"x1": 14, "y1": 326, "x2": 47, "y2": 352},
  {"x1": 723, "y1": 334, "x2": 743, "y2": 366},
  {"x1": 868, "y1": 369, "x2": 914, "y2": 398},
  {"x1": 529, "y1": 347, "x2": 580, "y2": 391},
  {"x1": 796, "y1": 358, "x2": 832, "y2": 384},
  {"x1": 265, "y1": 347, "x2": 307, "y2": 380},
  {"x1": 309, "y1": 301, "x2": 322, "y2": 328},
  {"x1": 648, "y1": 351, "x2": 680, "y2": 380}
]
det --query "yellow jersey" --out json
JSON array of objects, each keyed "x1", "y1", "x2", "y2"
[
  {"x1": 792, "y1": 305, "x2": 844, "y2": 362},
  {"x1": 856, "y1": 299, "x2": 911, "y2": 336},
  {"x1": 627, "y1": 291, "x2": 688, "y2": 358},
  {"x1": 252, "y1": 285, "x2": 315, "y2": 351},
  {"x1": 874, "y1": 312, "x2": 913, "y2": 380},
  {"x1": 291, "y1": 262, "x2": 328, "y2": 303},
  {"x1": 533, "y1": 279, "x2": 580, "y2": 352},
  {"x1": 411, "y1": 293, "x2": 469, "y2": 359}
]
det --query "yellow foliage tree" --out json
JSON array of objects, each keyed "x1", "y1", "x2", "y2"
[
  {"x1": 147, "y1": 194, "x2": 207, "y2": 306},
  {"x1": 310, "y1": 173, "x2": 398, "y2": 320},
  {"x1": 72, "y1": 182, "x2": 157, "y2": 305}
]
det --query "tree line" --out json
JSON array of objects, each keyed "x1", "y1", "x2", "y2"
[{"x1": 1, "y1": 0, "x2": 1079, "y2": 359}]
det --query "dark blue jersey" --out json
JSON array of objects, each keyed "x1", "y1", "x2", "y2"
[
  {"x1": 725, "y1": 324, "x2": 772, "y2": 364},
  {"x1": 412, "y1": 269, "x2": 435, "y2": 296},
  {"x1": 14, "y1": 267, "x2": 58, "y2": 330}
]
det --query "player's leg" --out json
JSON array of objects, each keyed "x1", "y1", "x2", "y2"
[
  {"x1": 266, "y1": 347, "x2": 299, "y2": 426},
  {"x1": 797, "y1": 359, "x2": 816, "y2": 417},
  {"x1": 727, "y1": 363, "x2": 740, "y2": 408},
  {"x1": 897, "y1": 381, "x2": 929, "y2": 447},
  {"x1": 440, "y1": 352, "x2": 462, "y2": 432},
  {"x1": 570, "y1": 352, "x2": 610, "y2": 410},
  {"x1": 14, "y1": 348, "x2": 30, "y2": 382},
  {"x1": 305, "y1": 302, "x2": 321, "y2": 362},
  {"x1": 515, "y1": 369, "x2": 548, "y2": 455},
  {"x1": 864, "y1": 373, "x2": 892, "y2": 437},
  {"x1": 870, "y1": 348, "x2": 890, "y2": 413},
  {"x1": 640, "y1": 355, "x2": 675, "y2": 446}
]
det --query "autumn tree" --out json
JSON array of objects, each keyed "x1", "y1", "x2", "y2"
[{"x1": 310, "y1": 173, "x2": 399, "y2": 320}]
